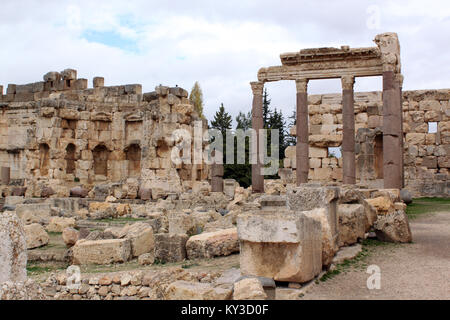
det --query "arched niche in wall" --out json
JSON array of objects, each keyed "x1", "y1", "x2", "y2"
[
  {"x1": 92, "y1": 144, "x2": 110, "y2": 176},
  {"x1": 65, "y1": 143, "x2": 76, "y2": 174}
]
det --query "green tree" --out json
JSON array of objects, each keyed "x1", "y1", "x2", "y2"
[
  {"x1": 222, "y1": 111, "x2": 253, "y2": 187},
  {"x1": 210, "y1": 103, "x2": 232, "y2": 136},
  {"x1": 262, "y1": 88, "x2": 271, "y2": 128},
  {"x1": 236, "y1": 111, "x2": 252, "y2": 130},
  {"x1": 189, "y1": 81, "x2": 205, "y2": 118},
  {"x1": 210, "y1": 103, "x2": 232, "y2": 165}
]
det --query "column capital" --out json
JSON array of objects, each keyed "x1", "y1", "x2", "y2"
[
  {"x1": 250, "y1": 81, "x2": 264, "y2": 95},
  {"x1": 341, "y1": 75, "x2": 355, "y2": 91},
  {"x1": 295, "y1": 78, "x2": 308, "y2": 93}
]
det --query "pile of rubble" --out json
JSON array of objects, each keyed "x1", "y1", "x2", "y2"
[{"x1": 0, "y1": 179, "x2": 414, "y2": 300}]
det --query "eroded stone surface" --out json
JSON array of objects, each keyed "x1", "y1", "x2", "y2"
[
  {"x1": 374, "y1": 210, "x2": 413, "y2": 243},
  {"x1": 24, "y1": 223, "x2": 49, "y2": 249},
  {"x1": 72, "y1": 239, "x2": 132, "y2": 265},
  {"x1": 186, "y1": 228, "x2": 239, "y2": 259},
  {"x1": 237, "y1": 211, "x2": 322, "y2": 283},
  {"x1": 0, "y1": 212, "x2": 27, "y2": 283}
]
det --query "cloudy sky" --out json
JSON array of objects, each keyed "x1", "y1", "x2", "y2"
[{"x1": 1, "y1": 0, "x2": 449, "y2": 125}]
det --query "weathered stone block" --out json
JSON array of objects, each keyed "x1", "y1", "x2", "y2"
[
  {"x1": 154, "y1": 233, "x2": 188, "y2": 263},
  {"x1": 374, "y1": 210, "x2": 412, "y2": 243},
  {"x1": 309, "y1": 147, "x2": 328, "y2": 158},
  {"x1": 165, "y1": 280, "x2": 232, "y2": 300},
  {"x1": 338, "y1": 204, "x2": 365, "y2": 246},
  {"x1": 223, "y1": 179, "x2": 236, "y2": 198},
  {"x1": 24, "y1": 223, "x2": 49, "y2": 249},
  {"x1": 0, "y1": 212, "x2": 27, "y2": 283},
  {"x1": 405, "y1": 133, "x2": 425, "y2": 145},
  {"x1": 186, "y1": 228, "x2": 239, "y2": 259},
  {"x1": 237, "y1": 212, "x2": 322, "y2": 283},
  {"x1": 233, "y1": 278, "x2": 267, "y2": 300},
  {"x1": 72, "y1": 239, "x2": 132, "y2": 265},
  {"x1": 47, "y1": 217, "x2": 76, "y2": 233},
  {"x1": 15, "y1": 203, "x2": 51, "y2": 225},
  {"x1": 118, "y1": 222, "x2": 154, "y2": 258},
  {"x1": 168, "y1": 213, "x2": 196, "y2": 236},
  {"x1": 62, "y1": 227, "x2": 79, "y2": 247}
]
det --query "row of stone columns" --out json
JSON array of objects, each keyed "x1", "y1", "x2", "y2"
[{"x1": 250, "y1": 72, "x2": 403, "y2": 192}]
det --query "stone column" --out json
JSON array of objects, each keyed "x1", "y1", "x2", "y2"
[
  {"x1": 341, "y1": 76, "x2": 356, "y2": 184},
  {"x1": 397, "y1": 74, "x2": 405, "y2": 188},
  {"x1": 375, "y1": 32, "x2": 403, "y2": 189},
  {"x1": 295, "y1": 78, "x2": 309, "y2": 185},
  {"x1": 382, "y1": 71, "x2": 403, "y2": 189},
  {"x1": 211, "y1": 151, "x2": 224, "y2": 192},
  {"x1": 251, "y1": 81, "x2": 264, "y2": 193}
]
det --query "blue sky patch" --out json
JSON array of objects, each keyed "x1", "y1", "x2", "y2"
[{"x1": 82, "y1": 29, "x2": 139, "y2": 53}]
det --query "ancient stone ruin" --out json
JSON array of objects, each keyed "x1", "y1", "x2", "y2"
[
  {"x1": 251, "y1": 32, "x2": 448, "y2": 197},
  {"x1": 0, "y1": 70, "x2": 208, "y2": 200},
  {"x1": 0, "y1": 32, "x2": 446, "y2": 300}
]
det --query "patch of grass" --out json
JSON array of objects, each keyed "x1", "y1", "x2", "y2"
[
  {"x1": 320, "y1": 269, "x2": 341, "y2": 282},
  {"x1": 27, "y1": 265, "x2": 52, "y2": 275},
  {"x1": 319, "y1": 244, "x2": 375, "y2": 282},
  {"x1": 47, "y1": 232, "x2": 62, "y2": 237},
  {"x1": 406, "y1": 197, "x2": 450, "y2": 219},
  {"x1": 27, "y1": 262, "x2": 68, "y2": 276},
  {"x1": 153, "y1": 258, "x2": 166, "y2": 265},
  {"x1": 361, "y1": 238, "x2": 398, "y2": 248}
]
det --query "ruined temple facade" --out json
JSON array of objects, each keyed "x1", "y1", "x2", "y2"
[
  {"x1": 253, "y1": 32, "x2": 449, "y2": 198},
  {"x1": 0, "y1": 69, "x2": 209, "y2": 199},
  {"x1": 280, "y1": 89, "x2": 450, "y2": 197}
]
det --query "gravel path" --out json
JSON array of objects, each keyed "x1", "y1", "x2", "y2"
[{"x1": 302, "y1": 212, "x2": 450, "y2": 300}]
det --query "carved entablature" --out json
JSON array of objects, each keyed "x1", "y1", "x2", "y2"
[
  {"x1": 374, "y1": 32, "x2": 401, "y2": 73},
  {"x1": 124, "y1": 111, "x2": 143, "y2": 122},
  {"x1": 257, "y1": 32, "x2": 401, "y2": 83},
  {"x1": 91, "y1": 112, "x2": 112, "y2": 122},
  {"x1": 280, "y1": 47, "x2": 381, "y2": 66}
]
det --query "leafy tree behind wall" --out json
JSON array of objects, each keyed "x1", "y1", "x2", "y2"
[{"x1": 189, "y1": 81, "x2": 205, "y2": 119}]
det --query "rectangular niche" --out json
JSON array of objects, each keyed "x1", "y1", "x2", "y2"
[{"x1": 125, "y1": 120, "x2": 143, "y2": 142}]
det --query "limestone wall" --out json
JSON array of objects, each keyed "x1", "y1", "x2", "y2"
[
  {"x1": 0, "y1": 69, "x2": 209, "y2": 199},
  {"x1": 283, "y1": 89, "x2": 450, "y2": 197}
]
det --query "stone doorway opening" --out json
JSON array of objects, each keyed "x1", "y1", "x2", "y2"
[{"x1": 93, "y1": 145, "x2": 109, "y2": 176}]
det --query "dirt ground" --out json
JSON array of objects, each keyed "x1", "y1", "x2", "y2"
[{"x1": 301, "y1": 211, "x2": 450, "y2": 300}]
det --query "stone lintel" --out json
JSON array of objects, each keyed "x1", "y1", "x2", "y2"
[{"x1": 258, "y1": 65, "x2": 383, "y2": 82}]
